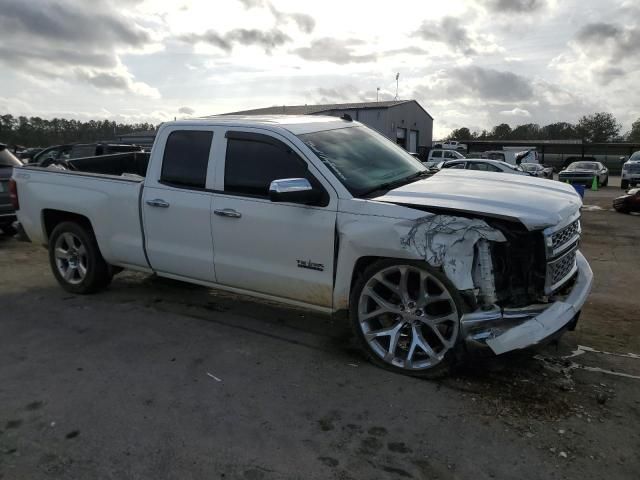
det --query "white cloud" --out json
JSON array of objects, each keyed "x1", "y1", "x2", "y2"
[{"x1": 500, "y1": 108, "x2": 531, "y2": 117}]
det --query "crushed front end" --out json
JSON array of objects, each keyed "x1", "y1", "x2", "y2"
[{"x1": 461, "y1": 211, "x2": 593, "y2": 355}]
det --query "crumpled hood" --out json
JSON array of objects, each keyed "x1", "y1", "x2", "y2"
[{"x1": 374, "y1": 169, "x2": 582, "y2": 230}]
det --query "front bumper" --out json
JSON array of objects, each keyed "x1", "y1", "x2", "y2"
[
  {"x1": 460, "y1": 251, "x2": 593, "y2": 355},
  {"x1": 558, "y1": 174, "x2": 595, "y2": 185}
]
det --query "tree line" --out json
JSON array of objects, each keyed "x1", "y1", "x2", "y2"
[
  {"x1": 0, "y1": 114, "x2": 157, "y2": 148},
  {"x1": 447, "y1": 112, "x2": 640, "y2": 144}
]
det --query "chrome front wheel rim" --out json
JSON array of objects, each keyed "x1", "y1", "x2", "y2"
[
  {"x1": 358, "y1": 265, "x2": 459, "y2": 370},
  {"x1": 54, "y1": 232, "x2": 88, "y2": 285}
]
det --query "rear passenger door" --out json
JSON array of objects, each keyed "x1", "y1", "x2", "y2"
[
  {"x1": 210, "y1": 130, "x2": 337, "y2": 308},
  {"x1": 142, "y1": 128, "x2": 217, "y2": 282}
]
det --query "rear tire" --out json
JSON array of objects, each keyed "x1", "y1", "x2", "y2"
[
  {"x1": 48, "y1": 221, "x2": 112, "y2": 294},
  {"x1": 349, "y1": 259, "x2": 463, "y2": 378}
]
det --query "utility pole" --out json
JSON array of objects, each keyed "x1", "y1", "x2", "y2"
[
  {"x1": 395, "y1": 73, "x2": 399, "y2": 100},
  {"x1": 376, "y1": 87, "x2": 380, "y2": 102}
]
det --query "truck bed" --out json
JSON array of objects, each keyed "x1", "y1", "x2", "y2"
[
  {"x1": 15, "y1": 157, "x2": 150, "y2": 271},
  {"x1": 66, "y1": 152, "x2": 150, "y2": 177}
]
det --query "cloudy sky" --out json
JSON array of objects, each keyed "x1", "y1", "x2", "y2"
[{"x1": 0, "y1": 0, "x2": 638, "y2": 138}]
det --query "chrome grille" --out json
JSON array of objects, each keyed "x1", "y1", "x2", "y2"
[
  {"x1": 627, "y1": 164, "x2": 640, "y2": 173},
  {"x1": 551, "y1": 220, "x2": 580, "y2": 252},
  {"x1": 548, "y1": 248, "x2": 577, "y2": 288},
  {"x1": 544, "y1": 216, "x2": 581, "y2": 293}
]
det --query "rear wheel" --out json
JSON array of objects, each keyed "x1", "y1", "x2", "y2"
[
  {"x1": 350, "y1": 260, "x2": 462, "y2": 378},
  {"x1": 48, "y1": 222, "x2": 112, "y2": 294}
]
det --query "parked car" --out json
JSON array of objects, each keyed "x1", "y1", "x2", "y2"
[
  {"x1": 440, "y1": 158, "x2": 529, "y2": 175},
  {"x1": 558, "y1": 161, "x2": 609, "y2": 187},
  {"x1": 12, "y1": 116, "x2": 591, "y2": 377},
  {"x1": 434, "y1": 140, "x2": 467, "y2": 152},
  {"x1": 521, "y1": 162, "x2": 553, "y2": 179},
  {"x1": 562, "y1": 156, "x2": 597, "y2": 170},
  {"x1": 482, "y1": 149, "x2": 538, "y2": 166},
  {"x1": 18, "y1": 147, "x2": 43, "y2": 162},
  {"x1": 0, "y1": 143, "x2": 22, "y2": 234},
  {"x1": 424, "y1": 149, "x2": 465, "y2": 168},
  {"x1": 613, "y1": 187, "x2": 640, "y2": 214},
  {"x1": 621, "y1": 151, "x2": 640, "y2": 189}
]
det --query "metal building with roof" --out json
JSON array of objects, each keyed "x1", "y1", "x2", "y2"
[{"x1": 222, "y1": 100, "x2": 433, "y2": 153}]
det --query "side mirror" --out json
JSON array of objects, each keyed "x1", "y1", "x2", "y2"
[{"x1": 269, "y1": 178, "x2": 322, "y2": 205}]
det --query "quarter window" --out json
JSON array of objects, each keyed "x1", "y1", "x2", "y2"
[
  {"x1": 161, "y1": 130, "x2": 212, "y2": 188},
  {"x1": 225, "y1": 134, "x2": 309, "y2": 197}
]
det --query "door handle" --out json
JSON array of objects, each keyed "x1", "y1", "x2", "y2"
[
  {"x1": 214, "y1": 208, "x2": 242, "y2": 218},
  {"x1": 146, "y1": 199, "x2": 170, "y2": 208}
]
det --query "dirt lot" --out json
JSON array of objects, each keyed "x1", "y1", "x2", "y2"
[{"x1": 1, "y1": 178, "x2": 639, "y2": 480}]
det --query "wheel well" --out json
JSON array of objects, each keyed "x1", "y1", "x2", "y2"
[{"x1": 42, "y1": 209, "x2": 94, "y2": 242}]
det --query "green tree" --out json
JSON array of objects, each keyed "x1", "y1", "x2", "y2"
[
  {"x1": 540, "y1": 122, "x2": 577, "y2": 140},
  {"x1": 576, "y1": 112, "x2": 621, "y2": 142},
  {"x1": 510, "y1": 123, "x2": 540, "y2": 140},
  {"x1": 447, "y1": 127, "x2": 473, "y2": 141},
  {"x1": 491, "y1": 123, "x2": 512, "y2": 140},
  {"x1": 628, "y1": 118, "x2": 640, "y2": 143}
]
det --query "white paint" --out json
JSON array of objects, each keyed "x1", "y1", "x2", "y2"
[
  {"x1": 375, "y1": 168, "x2": 582, "y2": 230},
  {"x1": 582, "y1": 205, "x2": 604, "y2": 211},
  {"x1": 564, "y1": 345, "x2": 640, "y2": 361},
  {"x1": 206, "y1": 372, "x2": 222, "y2": 382}
]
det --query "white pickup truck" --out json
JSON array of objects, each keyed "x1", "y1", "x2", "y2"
[{"x1": 12, "y1": 116, "x2": 593, "y2": 377}]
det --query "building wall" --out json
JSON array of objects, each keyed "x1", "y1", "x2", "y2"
[
  {"x1": 311, "y1": 102, "x2": 433, "y2": 151},
  {"x1": 386, "y1": 102, "x2": 433, "y2": 150}
]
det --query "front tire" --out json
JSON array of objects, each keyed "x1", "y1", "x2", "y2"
[
  {"x1": 48, "y1": 222, "x2": 112, "y2": 294},
  {"x1": 349, "y1": 259, "x2": 463, "y2": 378}
]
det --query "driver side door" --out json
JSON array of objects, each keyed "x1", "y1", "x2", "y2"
[{"x1": 210, "y1": 130, "x2": 338, "y2": 308}]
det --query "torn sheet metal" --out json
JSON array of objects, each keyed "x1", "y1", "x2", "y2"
[
  {"x1": 400, "y1": 215, "x2": 506, "y2": 291},
  {"x1": 485, "y1": 251, "x2": 593, "y2": 354}
]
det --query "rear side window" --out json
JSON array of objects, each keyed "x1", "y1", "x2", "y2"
[
  {"x1": 224, "y1": 134, "x2": 309, "y2": 197},
  {"x1": 161, "y1": 130, "x2": 212, "y2": 188},
  {"x1": 431, "y1": 151, "x2": 442, "y2": 158}
]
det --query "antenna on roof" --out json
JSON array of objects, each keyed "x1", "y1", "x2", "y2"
[{"x1": 395, "y1": 73, "x2": 399, "y2": 100}]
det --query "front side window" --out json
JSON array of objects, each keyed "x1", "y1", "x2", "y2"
[
  {"x1": 161, "y1": 130, "x2": 212, "y2": 188},
  {"x1": 298, "y1": 126, "x2": 423, "y2": 196},
  {"x1": 224, "y1": 134, "x2": 309, "y2": 197}
]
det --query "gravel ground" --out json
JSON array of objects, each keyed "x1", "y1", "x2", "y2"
[{"x1": 0, "y1": 177, "x2": 639, "y2": 480}]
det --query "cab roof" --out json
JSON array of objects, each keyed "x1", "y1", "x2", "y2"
[{"x1": 161, "y1": 115, "x2": 358, "y2": 135}]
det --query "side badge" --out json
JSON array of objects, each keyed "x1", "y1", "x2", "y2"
[{"x1": 297, "y1": 259, "x2": 324, "y2": 272}]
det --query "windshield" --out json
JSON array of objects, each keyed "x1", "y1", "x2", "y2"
[
  {"x1": 630, "y1": 151, "x2": 640, "y2": 161},
  {"x1": 569, "y1": 162, "x2": 598, "y2": 170},
  {"x1": 298, "y1": 126, "x2": 424, "y2": 196}
]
